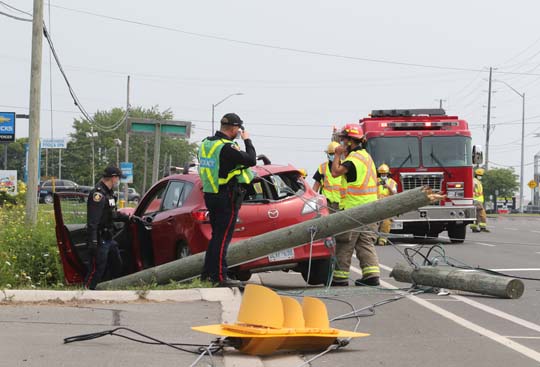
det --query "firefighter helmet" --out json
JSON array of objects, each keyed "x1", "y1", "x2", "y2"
[
  {"x1": 325, "y1": 141, "x2": 340, "y2": 153},
  {"x1": 378, "y1": 164, "x2": 390, "y2": 174},
  {"x1": 338, "y1": 123, "x2": 364, "y2": 140},
  {"x1": 475, "y1": 168, "x2": 485, "y2": 176}
]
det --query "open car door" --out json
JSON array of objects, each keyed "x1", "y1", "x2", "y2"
[{"x1": 53, "y1": 192, "x2": 88, "y2": 284}]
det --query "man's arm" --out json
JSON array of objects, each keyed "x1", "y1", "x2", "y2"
[
  {"x1": 331, "y1": 145, "x2": 348, "y2": 178},
  {"x1": 222, "y1": 139, "x2": 257, "y2": 167},
  {"x1": 312, "y1": 169, "x2": 323, "y2": 192}
]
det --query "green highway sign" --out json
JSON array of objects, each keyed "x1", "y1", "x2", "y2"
[{"x1": 128, "y1": 118, "x2": 192, "y2": 138}]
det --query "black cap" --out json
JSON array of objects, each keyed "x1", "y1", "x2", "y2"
[
  {"x1": 103, "y1": 166, "x2": 126, "y2": 178},
  {"x1": 220, "y1": 113, "x2": 243, "y2": 127}
]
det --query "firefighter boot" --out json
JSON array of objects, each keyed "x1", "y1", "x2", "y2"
[
  {"x1": 479, "y1": 223, "x2": 490, "y2": 233},
  {"x1": 376, "y1": 237, "x2": 388, "y2": 246},
  {"x1": 470, "y1": 224, "x2": 480, "y2": 233}
]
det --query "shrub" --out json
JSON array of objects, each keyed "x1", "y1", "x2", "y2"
[{"x1": 0, "y1": 203, "x2": 64, "y2": 289}]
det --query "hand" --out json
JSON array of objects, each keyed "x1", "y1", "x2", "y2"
[
  {"x1": 240, "y1": 129, "x2": 250, "y2": 140},
  {"x1": 334, "y1": 144, "x2": 345, "y2": 156}
]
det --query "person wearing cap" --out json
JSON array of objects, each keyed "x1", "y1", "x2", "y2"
[
  {"x1": 330, "y1": 123, "x2": 381, "y2": 287},
  {"x1": 376, "y1": 163, "x2": 398, "y2": 246},
  {"x1": 198, "y1": 113, "x2": 257, "y2": 287},
  {"x1": 85, "y1": 165, "x2": 128, "y2": 289}
]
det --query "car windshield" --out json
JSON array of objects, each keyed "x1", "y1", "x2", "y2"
[
  {"x1": 422, "y1": 136, "x2": 472, "y2": 167},
  {"x1": 366, "y1": 137, "x2": 420, "y2": 168},
  {"x1": 243, "y1": 171, "x2": 305, "y2": 202}
]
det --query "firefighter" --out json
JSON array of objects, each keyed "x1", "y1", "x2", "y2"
[
  {"x1": 198, "y1": 113, "x2": 257, "y2": 287},
  {"x1": 376, "y1": 163, "x2": 398, "y2": 246},
  {"x1": 312, "y1": 141, "x2": 342, "y2": 211},
  {"x1": 330, "y1": 123, "x2": 381, "y2": 286},
  {"x1": 470, "y1": 168, "x2": 489, "y2": 232},
  {"x1": 85, "y1": 166, "x2": 128, "y2": 290}
]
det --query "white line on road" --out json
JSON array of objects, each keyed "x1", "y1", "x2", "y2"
[
  {"x1": 354, "y1": 264, "x2": 540, "y2": 363},
  {"x1": 504, "y1": 228, "x2": 519, "y2": 231},
  {"x1": 532, "y1": 231, "x2": 540, "y2": 234},
  {"x1": 476, "y1": 242, "x2": 497, "y2": 247},
  {"x1": 505, "y1": 336, "x2": 540, "y2": 340}
]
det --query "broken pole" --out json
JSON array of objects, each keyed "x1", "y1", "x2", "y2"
[
  {"x1": 98, "y1": 187, "x2": 434, "y2": 289},
  {"x1": 390, "y1": 263, "x2": 525, "y2": 299}
]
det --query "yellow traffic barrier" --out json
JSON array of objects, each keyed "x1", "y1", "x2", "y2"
[{"x1": 192, "y1": 284, "x2": 369, "y2": 355}]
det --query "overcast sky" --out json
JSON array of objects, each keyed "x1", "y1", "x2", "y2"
[{"x1": 2, "y1": 0, "x2": 540, "y2": 198}]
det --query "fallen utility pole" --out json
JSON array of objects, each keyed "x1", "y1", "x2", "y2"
[
  {"x1": 390, "y1": 263, "x2": 524, "y2": 299},
  {"x1": 98, "y1": 187, "x2": 434, "y2": 289}
]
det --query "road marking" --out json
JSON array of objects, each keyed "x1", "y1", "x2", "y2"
[
  {"x1": 504, "y1": 227, "x2": 518, "y2": 231},
  {"x1": 396, "y1": 244, "x2": 418, "y2": 248},
  {"x1": 532, "y1": 230, "x2": 540, "y2": 234},
  {"x1": 505, "y1": 336, "x2": 540, "y2": 340},
  {"x1": 353, "y1": 264, "x2": 540, "y2": 363},
  {"x1": 476, "y1": 242, "x2": 496, "y2": 247}
]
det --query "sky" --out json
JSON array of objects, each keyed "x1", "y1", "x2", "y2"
[{"x1": 2, "y1": 0, "x2": 540, "y2": 199}]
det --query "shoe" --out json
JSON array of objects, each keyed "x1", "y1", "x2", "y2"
[
  {"x1": 480, "y1": 227, "x2": 490, "y2": 233},
  {"x1": 354, "y1": 277, "x2": 380, "y2": 287},
  {"x1": 471, "y1": 226, "x2": 480, "y2": 233},
  {"x1": 216, "y1": 277, "x2": 243, "y2": 288},
  {"x1": 330, "y1": 280, "x2": 349, "y2": 287},
  {"x1": 376, "y1": 237, "x2": 388, "y2": 246}
]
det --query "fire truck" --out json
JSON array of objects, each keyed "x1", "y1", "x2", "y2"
[{"x1": 361, "y1": 108, "x2": 481, "y2": 243}]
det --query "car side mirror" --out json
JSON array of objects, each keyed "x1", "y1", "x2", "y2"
[{"x1": 472, "y1": 145, "x2": 483, "y2": 165}]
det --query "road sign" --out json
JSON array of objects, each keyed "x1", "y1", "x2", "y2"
[
  {"x1": 120, "y1": 162, "x2": 133, "y2": 184},
  {"x1": 528, "y1": 180, "x2": 537, "y2": 189},
  {"x1": 41, "y1": 138, "x2": 67, "y2": 149},
  {"x1": 128, "y1": 118, "x2": 192, "y2": 138},
  {"x1": 0, "y1": 112, "x2": 16, "y2": 142}
]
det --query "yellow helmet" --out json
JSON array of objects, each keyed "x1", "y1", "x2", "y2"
[
  {"x1": 475, "y1": 168, "x2": 485, "y2": 176},
  {"x1": 378, "y1": 164, "x2": 390, "y2": 174},
  {"x1": 325, "y1": 141, "x2": 340, "y2": 154}
]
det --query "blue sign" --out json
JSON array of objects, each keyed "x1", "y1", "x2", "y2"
[
  {"x1": 0, "y1": 112, "x2": 16, "y2": 142},
  {"x1": 120, "y1": 162, "x2": 133, "y2": 184}
]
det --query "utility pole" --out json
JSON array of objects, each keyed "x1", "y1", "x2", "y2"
[
  {"x1": 123, "y1": 75, "x2": 130, "y2": 203},
  {"x1": 519, "y1": 93, "x2": 525, "y2": 213},
  {"x1": 485, "y1": 67, "x2": 493, "y2": 170},
  {"x1": 152, "y1": 122, "x2": 161, "y2": 184},
  {"x1": 142, "y1": 137, "x2": 148, "y2": 193},
  {"x1": 435, "y1": 99, "x2": 446, "y2": 109},
  {"x1": 25, "y1": 0, "x2": 44, "y2": 225}
]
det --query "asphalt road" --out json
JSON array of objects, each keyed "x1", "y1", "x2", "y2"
[{"x1": 256, "y1": 215, "x2": 540, "y2": 367}]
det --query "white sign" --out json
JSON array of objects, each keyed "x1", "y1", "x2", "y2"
[
  {"x1": 41, "y1": 138, "x2": 67, "y2": 149},
  {"x1": 0, "y1": 170, "x2": 17, "y2": 195}
]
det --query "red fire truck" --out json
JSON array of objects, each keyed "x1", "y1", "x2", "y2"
[{"x1": 361, "y1": 109, "x2": 481, "y2": 243}]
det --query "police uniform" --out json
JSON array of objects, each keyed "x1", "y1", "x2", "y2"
[
  {"x1": 198, "y1": 113, "x2": 257, "y2": 286},
  {"x1": 332, "y1": 146, "x2": 381, "y2": 286},
  {"x1": 85, "y1": 167, "x2": 126, "y2": 289}
]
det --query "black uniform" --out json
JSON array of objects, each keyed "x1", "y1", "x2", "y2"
[
  {"x1": 85, "y1": 180, "x2": 126, "y2": 289},
  {"x1": 201, "y1": 130, "x2": 257, "y2": 284}
]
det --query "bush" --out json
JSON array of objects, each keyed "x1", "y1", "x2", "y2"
[{"x1": 0, "y1": 203, "x2": 64, "y2": 289}]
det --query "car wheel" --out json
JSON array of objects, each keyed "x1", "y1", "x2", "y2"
[
  {"x1": 176, "y1": 242, "x2": 191, "y2": 259},
  {"x1": 299, "y1": 258, "x2": 332, "y2": 286},
  {"x1": 448, "y1": 224, "x2": 466, "y2": 244},
  {"x1": 44, "y1": 194, "x2": 53, "y2": 204}
]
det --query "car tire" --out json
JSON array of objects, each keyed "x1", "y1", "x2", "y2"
[
  {"x1": 176, "y1": 242, "x2": 191, "y2": 259},
  {"x1": 299, "y1": 258, "x2": 332, "y2": 286},
  {"x1": 44, "y1": 194, "x2": 53, "y2": 204},
  {"x1": 448, "y1": 224, "x2": 466, "y2": 244}
]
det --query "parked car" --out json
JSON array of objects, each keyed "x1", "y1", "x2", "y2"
[
  {"x1": 53, "y1": 160, "x2": 333, "y2": 286},
  {"x1": 39, "y1": 179, "x2": 82, "y2": 204},
  {"x1": 118, "y1": 187, "x2": 141, "y2": 204}
]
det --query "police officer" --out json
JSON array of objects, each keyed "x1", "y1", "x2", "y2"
[
  {"x1": 85, "y1": 166, "x2": 128, "y2": 290},
  {"x1": 330, "y1": 123, "x2": 381, "y2": 287},
  {"x1": 376, "y1": 163, "x2": 398, "y2": 246},
  {"x1": 198, "y1": 113, "x2": 257, "y2": 287}
]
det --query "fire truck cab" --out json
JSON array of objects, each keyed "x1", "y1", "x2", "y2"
[{"x1": 362, "y1": 108, "x2": 478, "y2": 243}]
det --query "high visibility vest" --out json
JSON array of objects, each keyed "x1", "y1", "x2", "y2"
[
  {"x1": 198, "y1": 138, "x2": 254, "y2": 193},
  {"x1": 473, "y1": 177, "x2": 484, "y2": 203},
  {"x1": 340, "y1": 150, "x2": 378, "y2": 209},
  {"x1": 318, "y1": 162, "x2": 342, "y2": 204},
  {"x1": 378, "y1": 177, "x2": 398, "y2": 198}
]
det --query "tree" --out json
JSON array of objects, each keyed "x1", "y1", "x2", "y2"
[
  {"x1": 5, "y1": 138, "x2": 28, "y2": 180},
  {"x1": 482, "y1": 167, "x2": 519, "y2": 202},
  {"x1": 64, "y1": 106, "x2": 198, "y2": 193}
]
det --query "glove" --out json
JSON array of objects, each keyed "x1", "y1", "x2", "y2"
[{"x1": 88, "y1": 240, "x2": 98, "y2": 257}]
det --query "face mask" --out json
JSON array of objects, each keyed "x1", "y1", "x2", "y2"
[
  {"x1": 327, "y1": 153, "x2": 335, "y2": 161},
  {"x1": 477, "y1": 176, "x2": 482, "y2": 180},
  {"x1": 235, "y1": 130, "x2": 242, "y2": 139},
  {"x1": 381, "y1": 175, "x2": 387, "y2": 180}
]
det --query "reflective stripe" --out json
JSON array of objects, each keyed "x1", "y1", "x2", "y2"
[
  {"x1": 319, "y1": 162, "x2": 342, "y2": 203},
  {"x1": 474, "y1": 178, "x2": 484, "y2": 203},
  {"x1": 333, "y1": 270, "x2": 350, "y2": 279},
  {"x1": 362, "y1": 266, "x2": 380, "y2": 275},
  {"x1": 341, "y1": 150, "x2": 378, "y2": 209}
]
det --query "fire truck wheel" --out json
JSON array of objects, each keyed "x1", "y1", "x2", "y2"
[{"x1": 448, "y1": 224, "x2": 466, "y2": 244}]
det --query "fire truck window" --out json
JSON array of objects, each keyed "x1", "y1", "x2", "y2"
[
  {"x1": 367, "y1": 137, "x2": 420, "y2": 168},
  {"x1": 422, "y1": 136, "x2": 472, "y2": 167}
]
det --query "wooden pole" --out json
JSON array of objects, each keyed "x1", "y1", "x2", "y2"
[
  {"x1": 390, "y1": 263, "x2": 524, "y2": 299},
  {"x1": 98, "y1": 187, "x2": 434, "y2": 289}
]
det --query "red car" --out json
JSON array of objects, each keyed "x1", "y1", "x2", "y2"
[{"x1": 53, "y1": 160, "x2": 334, "y2": 286}]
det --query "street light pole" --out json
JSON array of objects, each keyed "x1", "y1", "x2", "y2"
[
  {"x1": 495, "y1": 80, "x2": 526, "y2": 213},
  {"x1": 211, "y1": 92, "x2": 244, "y2": 135}
]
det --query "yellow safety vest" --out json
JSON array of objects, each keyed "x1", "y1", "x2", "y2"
[
  {"x1": 473, "y1": 177, "x2": 484, "y2": 203},
  {"x1": 378, "y1": 177, "x2": 398, "y2": 198},
  {"x1": 318, "y1": 162, "x2": 342, "y2": 204},
  {"x1": 340, "y1": 150, "x2": 378, "y2": 209}
]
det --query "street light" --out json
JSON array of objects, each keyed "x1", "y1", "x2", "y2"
[
  {"x1": 113, "y1": 138, "x2": 122, "y2": 167},
  {"x1": 211, "y1": 93, "x2": 244, "y2": 135},
  {"x1": 495, "y1": 79, "x2": 526, "y2": 213}
]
